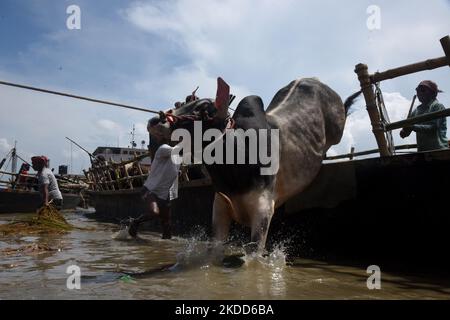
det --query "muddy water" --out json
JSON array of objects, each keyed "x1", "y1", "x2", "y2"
[{"x1": 0, "y1": 210, "x2": 449, "y2": 300}]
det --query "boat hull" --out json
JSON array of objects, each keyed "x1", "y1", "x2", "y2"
[
  {"x1": 0, "y1": 189, "x2": 82, "y2": 213},
  {"x1": 86, "y1": 149, "x2": 450, "y2": 270}
]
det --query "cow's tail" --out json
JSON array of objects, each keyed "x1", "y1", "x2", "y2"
[{"x1": 344, "y1": 90, "x2": 362, "y2": 115}]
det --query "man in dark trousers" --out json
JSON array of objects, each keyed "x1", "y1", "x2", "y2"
[
  {"x1": 400, "y1": 80, "x2": 448, "y2": 151},
  {"x1": 128, "y1": 117, "x2": 180, "y2": 239}
]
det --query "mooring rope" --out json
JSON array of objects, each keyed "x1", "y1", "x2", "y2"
[
  {"x1": 0, "y1": 80, "x2": 161, "y2": 114},
  {"x1": 0, "y1": 79, "x2": 236, "y2": 122}
]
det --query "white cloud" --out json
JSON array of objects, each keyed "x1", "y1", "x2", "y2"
[
  {"x1": 97, "y1": 119, "x2": 122, "y2": 131},
  {"x1": 2, "y1": 0, "x2": 450, "y2": 172},
  {"x1": 0, "y1": 138, "x2": 12, "y2": 155},
  {"x1": 134, "y1": 64, "x2": 252, "y2": 108}
]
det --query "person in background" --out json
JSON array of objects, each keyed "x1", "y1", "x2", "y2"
[
  {"x1": 31, "y1": 156, "x2": 64, "y2": 209},
  {"x1": 15, "y1": 163, "x2": 31, "y2": 190},
  {"x1": 400, "y1": 80, "x2": 448, "y2": 151}
]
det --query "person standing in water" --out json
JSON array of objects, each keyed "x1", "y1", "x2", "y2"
[
  {"x1": 128, "y1": 117, "x2": 180, "y2": 239},
  {"x1": 31, "y1": 156, "x2": 63, "y2": 209}
]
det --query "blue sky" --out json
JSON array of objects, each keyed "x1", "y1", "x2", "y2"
[{"x1": 1, "y1": 0, "x2": 450, "y2": 173}]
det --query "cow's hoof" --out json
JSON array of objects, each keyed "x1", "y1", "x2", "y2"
[
  {"x1": 222, "y1": 255, "x2": 245, "y2": 268},
  {"x1": 243, "y1": 242, "x2": 259, "y2": 255}
]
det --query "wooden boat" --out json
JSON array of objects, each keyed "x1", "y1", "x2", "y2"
[
  {"x1": 0, "y1": 188, "x2": 82, "y2": 213},
  {"x1": 0, "y1": 145, "x2": 86, "y2": 213}
]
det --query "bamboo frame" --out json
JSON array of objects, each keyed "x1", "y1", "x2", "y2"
[
  {"x1": 354, "y1": 35, "x2": 450, "y2": 158},
  {"x1": 85, "y1": 157, "x2": 211, "y2": 192}
]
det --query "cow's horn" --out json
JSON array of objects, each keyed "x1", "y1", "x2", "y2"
[{"x1": 215, "y1": 77, "x2": 230, "y2": 120}]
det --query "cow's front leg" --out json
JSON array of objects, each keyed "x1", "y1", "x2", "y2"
[
  {"x1": 249, "y1": 192, "x2": 275, "y2": 254},
  {"x1": 212, "y1": 192, "x2": 233, "y2": 242},
  {"x1": 210, "y1": 192, "x2": 236, "y2": 266}
]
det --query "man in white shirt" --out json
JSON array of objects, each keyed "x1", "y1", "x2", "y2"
[
  {"x1": 128, "y1": 118, "x2": 180, "y2": 239},
  {"x1": 31, "y1": 156, "x2": 63, "y2": 209}
]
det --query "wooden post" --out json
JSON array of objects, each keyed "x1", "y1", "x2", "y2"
[
  {"x1": 355, "y1": 63, "x2": 391, "y2": 157},
  {"x1": 440, "y1": 35, "x2": 450, "y2": 66}
]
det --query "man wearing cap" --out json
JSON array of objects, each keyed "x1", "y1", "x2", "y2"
[
  {"x1": 400, "y1": 80, "x2": 448, "y2": 151},
  {"x1": 31, "y1": 156, "x2": 63, "y2": 209}
]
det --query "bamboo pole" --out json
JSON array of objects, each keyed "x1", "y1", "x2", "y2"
[
  {"x1": 92, "y1": 169, "x2": 102, "y2": 191},
  {"x1": 354, "y1": 63, "x2": 391, "y2": 156},
  {"x1": 440, "y1": 35, "x2": 450, "y2": 67},
  {"x1": 371, "y1": 57, "x2": 448, "y2": 83},
  {"x1": 407, "y1": 95, "x2": 417, "y2": 118},
  {"x1": 325, "y1": 144, "x2": 418, "y2": 160},
  {"x1": 105, "y1": 168, "x2": 115, "y2": 191},
  {"x1": 385, "y1": 108, "x2": 450, "y2": 131},
  {"x1": 99, "y1": 166, "x2": 110, "y2": 190},
  {"x1": 136, "y1": 163, "x2": 146, "y2": 185},
  {"x1": 370, "y1": 36, "x2": 450, "y2": 83},
  {"x1": 123, "y1": 165, "x2": 134, "y2": 190},
  {"x1": 113, "y1": 167, "x2": 121, "y2": 190}
]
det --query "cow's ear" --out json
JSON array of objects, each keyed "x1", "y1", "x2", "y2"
[{"x1": 215, "y1": 77, "x2": 230, "y2": 120}]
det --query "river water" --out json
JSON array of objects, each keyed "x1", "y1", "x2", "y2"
[{"x1": 0, "y1": 210, "x2": 449, "y2": 300}]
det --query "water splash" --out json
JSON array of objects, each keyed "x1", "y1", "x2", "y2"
[
  {"x1": 243, "y1": 243, "x2": 287, "y2": 270},
  {"x1": 171, "y1": 230, "x2": 289, "y2": 272},
  {"x1": 111, "y1": 226, "x2": 130, "y2": 240}
]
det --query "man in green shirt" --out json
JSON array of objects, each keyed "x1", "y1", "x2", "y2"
[{"x1": 400, "y1": 80, "x2": 448, "y2": 151}]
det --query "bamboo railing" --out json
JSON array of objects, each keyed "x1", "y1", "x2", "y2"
[
  {"x1": 84, "y1": 153, "x2": 211, "y2": 192},
  {"x1": 0, "y1": 170, "x2": 88, "y2": 192}
]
